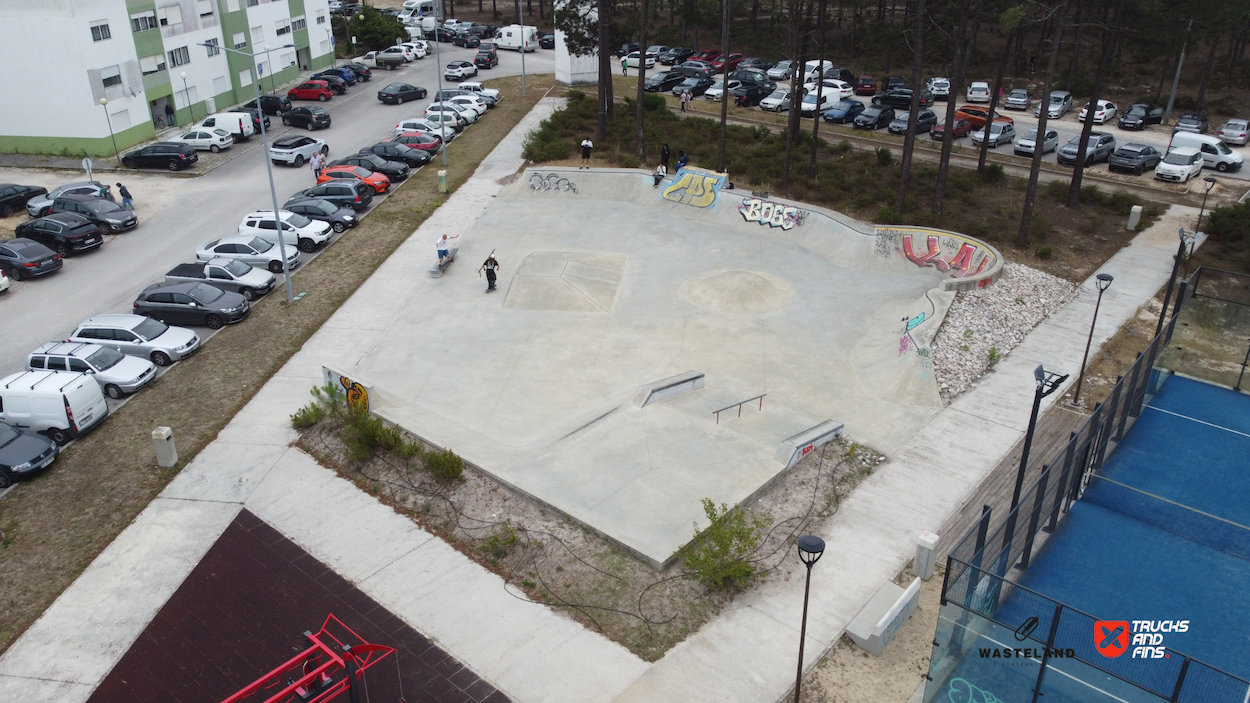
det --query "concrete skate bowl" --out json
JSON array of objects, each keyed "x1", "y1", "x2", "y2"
[{"x1": 345, "y1": 167, "x2": 1005, "y2": 567}]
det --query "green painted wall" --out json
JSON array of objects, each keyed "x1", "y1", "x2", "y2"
[{"x1": 0, "y1": 121, "x2": 155, "y2": 158}]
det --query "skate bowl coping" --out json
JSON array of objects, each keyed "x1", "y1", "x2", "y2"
[{"x1": 873, "y1": 226, "x2": 1003, "y2": 292}]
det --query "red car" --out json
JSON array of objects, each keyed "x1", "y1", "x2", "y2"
[
  {"x1": 288, "y1": 80, "x2": 334, "y2": 102},
  {"x1": 854, "y1": 75, "x2": 877, "y2": 96},
  {"x1": 388, "y1": 131, "x2": 441, "y2": 151},
  {"x1": 693, "y1": 48, "x2": 721, "y2": 62},
  {"x1": 954, "y1": 105, "x2": 1006, "y2": 129},
  {"x1": 709, "y1": 52, "x2": 743, "y2": 71},
  {"x1": 317, "y1": 165, "x2": 390, "y2": 193},
  {"x1": 929, "y1": 117, "x2": 972, "y2": 141}
]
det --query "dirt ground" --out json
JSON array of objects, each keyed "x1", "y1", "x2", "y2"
[{"x1": 0, "y1": 167, "x2": 187, "y2": 242}]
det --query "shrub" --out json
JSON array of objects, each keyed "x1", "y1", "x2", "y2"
[
  {"x1": 1106, "y1": 189, "x2": 1142, "y2": 214},
  {"x1": 681, "y1": 498, "x2": 769, "y2": 589},
  {"x1": 987, "y1": 346, "x2": 1002, "y2": 367},
  {"x1": 1031, "y1": 214, "x2": 1053, "y2": 240},
  {"x1": 981, "y1": 163, "x2": 1004, "y2": 185},
  {"x1": 876, "y1": 205, "x2": 902, "y2": 224},
  {"x1": 341, "y1": 405, "x2": 408, "y2": 461},
  {"x1": 1079, "y1": 184, "x2": 1108, "y2": 206},
  {"x1": 1036, "y1": 245, "x2": 1054, "y2": 259},
  {"x1": 425, "y1": 447, "x2": 465, "y2": 481},
  {"x1": 290, "y1": 382, "x2": 346, "y2": 428},
  {"x1": 643, "y1": 93, "x2": 668, "y2": 112},
  {"x1": 566, "y1": 89, "x2": 587, "y2": 101},
  {"x1": 522, "y1": 124, "x2": 572, "y2": 162},
  {"x1": 480, "y1": 520, "x2": 517, "y2": 563},
  {"x1": 875, "y1": 147, "x2": 894, "y2": 167},
  {"x1": 1044, "y1": 179, "x2": 1068, "y2": 202}
]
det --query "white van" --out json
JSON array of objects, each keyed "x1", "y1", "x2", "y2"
[
  {"x1": 802, "y1": 59, "x2": 834, "y2": 81},
  {"x1": 496, "y1": 24, "x2": 538, "y2": 52},
  {"x1": 200, "y1": 113, "x2": 256, "y2": 142},
  {"x1": 0, "y1": 371, "x2": 109, "y2": 445},
  {"x1": 1169, "y1": 132, "x2": 1244, "y2": 172}
]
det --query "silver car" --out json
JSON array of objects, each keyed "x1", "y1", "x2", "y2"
[
  {"x1": 25, "y1": 181, "x2": 106, "y2": 217},
  {"x1": 1034, "y1": 90, "x2": 1073, "y2": 119},
  {"x1": 1014, "y1": 128, "x2": 1059, "y2": 156},
  {"x1": 68, "y1": 314, "x2": 200, "y2": 367},
  {"x1": 26, "y1": 342, "x2": 156, "y2": 399},
  {"x1": 1003, "y1": 88, "x2": 1031, "y2": 110},
  {"x1": 196, "y1": 235, "x2": 301, "y2": 274}
]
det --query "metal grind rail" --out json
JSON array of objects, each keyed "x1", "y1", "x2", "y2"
[{"x1": 713, "y1": 393, "x2": 766, "y2": 424}]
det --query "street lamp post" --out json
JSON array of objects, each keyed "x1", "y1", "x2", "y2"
[
  {"x1": 98, "y1": 98, "x2": 122, "y2": 166},
  {"x1": 1156, "y1": 228, "x2": 1195, "y2": 337},
  {"x1": 434, "y1": 26, "x2": 448, "y2": 167},
  {"x1": 1073, "y1": 273, "x2": 1114, "y2": 405},
  {"x1": 1004, "y1": 365, "x2": 1068, "y2": 557},
  {"x1": 792, "y1": 535, "x2": 826, "y2": 703},
  {"x1": 1196, "y1": 176, "x2": 1217, "y2": 233},
  {"x1": 179, "y1": 71, "x2": 192, "y2": 122},
  {"x1": 516, "y1": 0, "x2": 527, "y2": 95},
  {"x1": 327, "y1": 28, "x2": 336, "y2": 68},
  {"x1": 199, "y1": 41, "x2": 296, "y2": 303},
  {"x1": 351, "y1": 14, "x2": 363, "y2": 58}
]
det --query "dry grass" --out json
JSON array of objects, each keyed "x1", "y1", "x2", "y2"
[{"x1": 0, "y1": 73, "x2": 555, "y2": 656}]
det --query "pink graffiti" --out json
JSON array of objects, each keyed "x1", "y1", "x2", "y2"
[{"x1": 902, "y1": 235, "x2": 991, "y2": 276}]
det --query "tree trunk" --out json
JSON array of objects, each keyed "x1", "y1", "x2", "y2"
[
  {"x1": 1067, "y1": 0, "x2": 1125, "y2": 208},
  {"x1": 1065, "y1": 2, "x2": 1083, "y2": 90},
  {"x1": 896, "y1": 0, "x2": 924, "y2": 212},
  {"x1": 636, "y1": 0, "x2": 651, "y2": 159},
  {"x1": 598, "y1": 0, "x2": 612, "y2": 140},
  {"x1": 808, "y1": 0, "x2": 827, "y2": 177},
  {"x1": 1018, "y1": 0, "x2": 1069, "y2": 248},
  {"x1": 977, "y1": 26, "x2": 1011, "y2": 175},
  {"x1": 933, "y1": 0, "x2": 973, "y2": 216},
  {"x1": 781, "y1": 0, "x2": 807, "y2": 188},
  {"x1": 1196, "y1": 38, "x2": 1218, "y2": 110}
]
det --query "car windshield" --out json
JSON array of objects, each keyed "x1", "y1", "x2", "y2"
[
  {"x1": 1066, "y1": 136, "x2": 1082, "y2": 145},
  {"x1": 834, "y1": 100, "x2": 856, "y2": 109},
  {"x1": 775, "y1": 61, "x2": 790, "y2": 69},
  {"x1": 190, "y1": 283, "x2": 225, "y2": 304},
  {"x1": 285, "y1": 213, "x2": 312, "y2": 227},
  {"x1": 1023, "y1": 130, "x2": 1040, "y2": 140},
  {"x1": 249, "y1": 237, "x2": 274, "y2": 252},
  {"x1": 88, "y1": 200, "x2": 123, "y2": 213},
  {"x1": 1216, "y1": 142, "x2": 1233, "y2": 155},
  {"x1": 85, "y1": 346, "x2": 125, "y2": 371},
  {"x1": 767, "y1": 90, "x2": 787, "y2": 100},
  {"x1": 1127, "y1": 106, "x2": 1147, "y2": 116},
  {"x1": 863, "y1": 107, "x2": 882, "y2": 116},
  {"x1": 1050, "y1": 95, "x2": 1064, "y2": 104},
  {"x1": 0, "y1": 423, "x2": 18, "y2": 447},
  {"x1": 1010, "y1": 90, "x2": 1026, "y2": 97},
  {"x1": 133, "y1": 317, "x2": 169, "y2": 341},
  {"x1": 1163, "y1": 152, "x2": 1193, "y2": 165},
  {"x1": 225, "y1": 259, "x2": 252, "y2": 276}
]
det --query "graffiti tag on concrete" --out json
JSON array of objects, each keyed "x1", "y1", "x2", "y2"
[
  {"x1": 903, "y1": 234, "x2": 992, "y2": 276},
  {"x1": 738, "y1": 197, "x2": 809, "y2": 230},
  {"x1": 946, "y1": 678, "x2": 1005, "y2": 703},
  {"x1": 322, "y1": 366, "x2": 369, "y2": 413},
  {"x1": 662, "y1": 168, "x2": 725, "y2": 208}
]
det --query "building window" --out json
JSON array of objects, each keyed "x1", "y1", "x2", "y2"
[
  {"x1": 250, "y1": 25, "x2": 263, "y2": 43},
  {"x1": 101, "y1": 65, "x2": 123, "y2": 88},
  {"x1": 280, "y1": 51, "x2": 295, "y2": 67},
  {"x1": 197, "y1": 0, "x2": 213, "y2": 16},
  {"x1": 315, "y1": 11, "x2": 326, "y2": 24},
  {"x1": 226, "y1": 0, "x2": 239, "y2": 11},
  {"x1": 291, "y1": 15, "x2": 306, "y2": 31},
  {"x1": 140, "y1": 54, "x2": 168, "y2": 74},
  {"x1": 238, "y1": 68, "x2": 253, "y2": 87},
  {"x1": 275, "y1": 19, "x2": 291, "y2": 36},
  {"x1": 168, "y1": 46, "x2": 191, "y2": 67},
  {"x1": 157, "y1": 5, "x2": 183, "y2": 26},
  {"x1": 131, "y1": 11, "x2": 158, "y2": 31},
  {"x1": 90, "y1": 20, "x2": 111, "y2": 41},
  {"x1": 204, "y1": 38, "x2": 221, "y2": 56},
  {"x1": 232, "y1": 32, "x2": 247, "y2": 49},
  {"x1": 246, "y1": 0, "x2": 258, "y2": 6}
]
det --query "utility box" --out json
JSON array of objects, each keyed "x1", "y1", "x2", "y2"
[
  {"x1": 152, "y1": 426, "x2": 178, "y2": 468},
  {"x1": 1127, "y1": 204, "x2": 1142, "y2": 231},
  {"x1": 438, "y1": 169, "x2": 448, "y2": 193},
  {"x1": 914, "y1": 531, "x2": 940, "y2": 580}
]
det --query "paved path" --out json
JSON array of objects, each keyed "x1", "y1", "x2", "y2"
[{"x1": 0, "y1": 92, "x2": 1199, "y2": 703}]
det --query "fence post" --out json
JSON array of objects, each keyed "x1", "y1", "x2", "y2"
[
  {"x1": 1094, "y1": 386, "x2": 1120, "y2": 470},
  {"x1": 1030, "y1": 602, "x2": 1066, "y2": 703},
  {"x1": 1017, "y1": 466, "x2": 1049, "y2": 570},
  {"x1": 1117, "y1": 354, "x2": 1143, "y2": 440},
  {"x1": 1169, "y1": 656, "x2": 1192, "y2": 703},
  {"x1": 1048, "y1": 432, "x2": 1077, "y2": 530},
  {"x1": 1237, "y1": 339, "x2": 1250, "y2": 392}
]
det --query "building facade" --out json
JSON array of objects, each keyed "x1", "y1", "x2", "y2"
[{"x1": 0, "y1": 0, "x2": 333, "y2": 157}]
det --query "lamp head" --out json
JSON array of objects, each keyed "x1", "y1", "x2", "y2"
[
  {"x1": 1096, "y1": 273, "x2": 1113, "y2": 292},
  {"x1": 797, "y1": 535, "x2": 825, "y2": 568},
  {"x1": 180, "y1": 71, "x2": 187, "y2": 79},
  {"x1": 99, "y1": 97, "x2": 107, "y2": 106},
  {"x1": 1034, "y1": 364, "x2": 1045, "y2": 384}
]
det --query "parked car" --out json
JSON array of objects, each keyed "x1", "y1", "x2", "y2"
[
  {"x1": 1108, "y1": 143, "x2": 1163, "y2": 175},
  {"x1": 823, "y1": 99, "x2": 866, "y2": 124},
  {"x1": 453, "y1": 32, "x2": 481, "y2": 48},
  {"x1": 395, "y1": 117, "x2": 456, "y2": 141},
  {"x1": 133, "y1": 281, "x2": 249, "y2": 329},
  {"x1": 926, "y1": 77, "x2": 950, "y2": 100},
  {"x1": 758, "y1": 89, "x2": 794, "y2": 112},
  {"x1": 1173, "y1": 113, "x2": 1209, "y2": 134},
  {"x1": 343, "y1": 62, "x2": 372, "y2": 81},
  {"x1": 242, "y1": 94, "x2": 293, "y2": 115},
  {"x1": 288, "y1": 80, "x2": 335, "y2": 102},
  {"x1": 954, "y1": 105, "x2": 1003, "y2": 128},
  {"x1": 853, "y1": 105, "x2": 895, "y2": 130},
  {"x1": 238, "y1": 210, "x2": 332, "y2": 253},
  {"x1": 314, "y1": 74, "x2": 350, "y2": 95},
  {"x1": 196, "y1": 235, "x2": 301, "y2": 274},
  {"x1": 377, "y1": 82, "x2": 427, "y2": 105},
  {"x1": 199, "y1": 112, "x2": 256, "y2": 141},
  {"x1": 390, "y1": 131, "x2": 442, "y2": 151},
  {"x1": 51, "y1": 194, "x2": 137, "y2": 233},
  {"x1": 121, "y1": 142, "x2": 198, "y2": 171},
  {"x1": 624, "y1": 51, "x2": 656, "y2": 70},
  {"x1": 1035, "y1": 90, "x2": 1074, "y2": 119},
  {"x1": 425, "y1": 101, "x2": 475, "y2": 126},
  {"x1": 767, "y1": 60, "x2": 794, "y2": 80},
  {"x1": 1078, "y1": 99, "x2": 1118, "y2": 124},
  {"x1": 168, "y1": 128, "x2": 234, "y2": 153},
  {"x1": 14, "y1": 213, "x2": 103, "y2": 257},
  {"x1": 615, "y1": 42, "x2": 640, "y2": 58},
  {"x1": 703, "y1": 79, "x2": 741, "y2": 102},
  {"x1": 854, "y1": 75, "x2": 877, "y2": 96},
  {"x1": 165, "y1": 258, "x2": 276, "y2": 300},
  {"x1": 0, "y1": 184, "x2": 49, "y2": 217},
  {"x1": 1003, "y1": 89, "x2": 1031, "y2": 110},
  {"x1": 318, "y1": 67, "x2": 360, "y2": 84},
  {"x1": 883, "y1": 76, "x2": 907, "y2": 90},
  {"x1": 0, "y1": 371, "x2": 106, "y2": 447},
  {"x1": 645, "y1": 45, "x2": 669, "y2": 60},
  {"x1": 1220, "y1": 119, "x2": 1250, "y2": 146},
  {"x1": 330, "y1": 154, "x2": 409, "y2": 182},
  {"x1": 1169, "y1": 132, "x2": 1244, "y2": 171},
  {"x1": 69, "y1": 314, "x2": 200, "y2": 367},
  {"x1": 444, "y1": 60, "x2": 478, "y2": 81},
  {"x1": 678, "y1": 60, "x2": 716, "y2": 77},
  {"x1": 673, "y1": 76, "x2": 715, "y2": 98},
  {"x1": 25, "y1": 182, "x2": 101, "y2": 217},
  {"x1": 423, "y1": 111, "x2": 467, "y2": 133},
  {"x1": 803, "y1": 79, "x2": 854, "y2": 100},
  {"x1": 282, "y1": 198, "x2": 358, "y2": 234},
  {"x1": 822, "y1": 67, "x2": 856, "y2": 84},
  {"x1": 459, "y1": 81, "x2": 501, "y2": 104},
  {"x1": 800, "y1": 91, "x2": 838, "y2": 117},
  {"x1": 970, "y1": 121, "x2": 1016, "y2": 147},
  {"x1": 26, "y1": 341, "x2": 155, "y2": 399},
  {"x1": 888, "y1": 109, "x2": 938, "y2": 135},
  {"x1": 237, "y1": 108, "x2": 270, "y2": 136},
  {"x1": 739, "y1": 57, "x2": 772, "y2": 71},
  {"x1": 929, "y1": 117, "x2": 972, "y2": 141},
  {"x1": 1118, "y1": 103, "x2": 1163, "y2": 130},
  {"x1": 732, "y1": 84, "x2": 772, "y2": 107},
  {"x1": 360, "y1": 49, "x2": 404, "y2": 69},
  {"x1": 443, "y1": 94, "x2": 488, "y2": 116},
  {"x1": 661, "y1": 47, "x2": 696, "y2": 65},
  {"x1": 966, "y1": 81, "x2": 990, "y2": 103},
  {"x1": 0, "y1": 269, "x2": 7, "y2": 293},
  {"x1": 424, "y1": 28, "x2": 455, "y2": 43},
  {"x1": 319, "y1": 164, "x2": 392, "y2": 192},
  {"x1": 280, "y1": 107, "x2": 331, "y2": 131},
  {"x1": 269, "y1": 135, "x2": 328, "y2": 167},
  {"x1": 1057, "y1": 132, "x2": 1116, "y2": 166},
  {"x1": 360, "y1": 142, "x2": 432, "y2": 168},
  {"x1": 873, "y1": 88, "x2": 934, "y2": 110},
  {"x1": 708, "y1": 52, "x2": 743, "y2": 71},
  {"x1": 538, "y1": 33, "x2": 555, "y2": 49},
  {"x1": 1014, "y1": 128, "x2": 1060, "y2": 157},
  {"x1": 287, "y1": 180, "x2": 374, "y2": 212},
  {"x1": 1154, "y1": 147, "x2": 1205, "y2": 183},
  {"x1": 475, "y1": 47, "x2": 499, "y2": 68},
  {"x1": 0, "y1": 421, "x2": 58, "y2": 487},
  {"x1": 645, "y1": 71, "x2": 686, "y2": 92},
  {"x1": 0, "y1": 238, "x2": 61, "y2": 280}
]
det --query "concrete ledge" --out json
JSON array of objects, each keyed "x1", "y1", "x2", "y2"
[
  {"x1": 633, "y1": 371, "x2": 705, "y2": 407},
  {"x1": 774, "y1": 419, "x2": 844, "y2": 468},
  {"x1": 845, "y1": 577, "x2": 921, "y2": 656}
]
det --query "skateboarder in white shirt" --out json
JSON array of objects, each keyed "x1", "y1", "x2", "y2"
[{"x1": 437, "y1": 233, "x2": 459, "y2": 266}]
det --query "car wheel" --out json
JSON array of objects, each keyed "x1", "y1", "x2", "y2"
[
  {"x1": 309, "y1": 123, "x2": 318, "y2": 131},
  {"x1": 9, "y1": 267, "x2": 23, "y2": 281},
  {"x1": 205, "y1": 314, "x2": 224, "y2": 330},
  {"x1": 122, "y1": 158, "x2": 137, "y2": 169},
  {"x1": 332, "y1": 221, "x2": 347, "y2": 233},
  {"x1": 299, "y1": 238, "x2": 315, "y2": 253},
  {"x1": 240, "y1": 287, "x2": 257, "y2": 301},
  {"x1": 167, "y1": 160, "x2": 180, "y2": 171},
  {"x1": 104, "y1": 384, "x2": 123, "y2": 400},
  {"x1": 0, "y1": 204, "x2": 12, "y2": 217},
  {"x1": 1134, "y1": 166, "x2": 1142, "y2": 176},
  {"x1": 56, "y1": 242, "x2": 70, "y2": 258},
  {"x1": 318, "y1": 94, "x2": 328, "y2": 102},
  {"x1": 294, "y1": 155, "x2": 305, "y2": 167},
  {"x1": 210, "y1": 144, "x2": 221, "y2": 153},
  {"x1": 151, "y1": 351, "x2": 172, "y2": 367},
  {"x1": 320, "y1": 145, "x2": 329, "y2": 155},
  {"x1": 396, "y1": 96, "x2": 404, "y2": 105},
  {"x1": 283, "y1": 117, "x2": 291, "y2": 126},
  {"x1": 268, "y1": 260, "x2": 284, "y2": 273},
  {"x1": 1217, "y1": 162, "x2": 1230, "y2": 172},
  {"x1": 48, "y1": 428, "x2": 71, "y2": 446},
  {"x1": 0, "y1": 469, "x2": 11, "y2": 489}
]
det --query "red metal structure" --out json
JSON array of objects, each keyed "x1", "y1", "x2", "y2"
[{"x1": 220, "y1": 614, "x2": 396, "y2": 703}]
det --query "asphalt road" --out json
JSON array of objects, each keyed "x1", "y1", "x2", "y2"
[{"x1": 0, "y1": 45, "x2": 556, "y2": 381}]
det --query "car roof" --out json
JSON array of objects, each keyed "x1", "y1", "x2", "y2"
[
  {"x1": 31, "y1": 342, "x2": 103, "y2": 358},
  {"x1": 1119, "y1": 143, "x2": 1149, "y2": 151},
  {"x1": 42, "y1": 212, "x2": 92, "y2": 225},
  {"x1": 143, "y1": 280, "x2": 206, "y2": 294},
  {"x1": 59, "y1": 193, "x2": 103, "y2": 203},
  {"x1": 1168, "y1": 146, "x2": 1200, "y2": 156},
  {"x1": 7, "y1": 238, "x2": 51, "y2": 252},
  {"x1": 79, "y1": 314, "x2": 146, "y2": 329}
]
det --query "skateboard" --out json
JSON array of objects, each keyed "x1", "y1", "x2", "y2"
[{"x1": 428, "y1": 246, "x2": 458, "y2": 277}]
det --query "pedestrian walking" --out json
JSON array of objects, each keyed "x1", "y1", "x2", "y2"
[
  {"x1": 1029, "y1": 52, "x2": 1038, "y2": 75},
  {"x1": 580, "y1": 137, "x2": 594, "y2": 169},
  {"x1": 680, "y1": 91, "x2": 690, "y2": 113},
  {"x1": 436, "y1": 233, "x2": 460, "y2": 266},
  {"x1": 660, "y1": 143, "x2": 671, "y2": 171},
  {"x1": 115, "y1": 182, "x2": 134, "y2": 211},
  {"x1": 164, "y1": 102, "x2": 175, "y2": 128},
  {"x1": 309, "y1": 150, "x2": 324, "y2": 179},
  {"x1": 622, "y1": 56, "x2": 628, "y2": 76},
  {"x1": 480, "y1": 253, "x2": 500, "y2": 292}
]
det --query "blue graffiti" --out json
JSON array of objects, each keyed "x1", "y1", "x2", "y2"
[{"x1": 947, "y1": 678, "x2": 1005, "y2": 703}]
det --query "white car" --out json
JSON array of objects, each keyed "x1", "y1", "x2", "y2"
[
  {"x1": 444, "y1": 60, "x2": 478, "y2": 81},
  {"x1": 168, "y1": 128, "x2": 234, "y2": 153},
  {"x1": 426, "y1": 101, "x2": 476, "y2": 124},
  {"x1": 1079, "y1": 99, "x2": 1118, "y2": 124},
  {"x1": 623, "y1": 51, "x2": 656, "y2": 69},
  {"x1": 444, "y1": 95, "x2": 488, "y2": 116},
  {"x1": 799, "y1": 91, "x2": 837, "y2": 117},
  {"x1": 268, "y1": 134, "x2": 328, "y2": 167},
  {"x1": 400, "y1": 41, "x2": 428, "y2": 58},
  {"x1": 1014, "y1": 128, "x2": 1059, "y2": 156},
  {"x1": 422, "y1": 111, "x2": 466, "y2": 133},
  {"x1": 759, "y1": 89, "x2": 794, "y2": 112},
  {"x1": 0, "y1": 269, "x2": 9, "y2": 294},
  {"x1": 926, "y1": 77, "x2": 950, "y2": 99},
  {"x1": 238, "y1": 210, "x2": 333, "y2": 253},
  {"x1": 1154, "y1": 147, "x2": 1204, "y2": 183},
  {"x1": 460, "y1": 81, "x2": 500, "y2": 104},
  {"x1": 802, "y1": 79, "x2": 854, "y2": 100},
  {"x1": 971, "y1": 121, "x2": 1016, "y2": 147},
  {"x1": 966, "y1": 81, "x2": 991, "y2": 103},
  {"x1": 196, "y1": 235, "x2": 301, "y2": 274},
  {"x1": 388, "y1": 44, "x2": 418, "y2": 61},
  {"x1": 1219, "y1": 118, "x2": 1249, "y2": 146},
  {"x1": 395, "y1": 117, "x2": 455, "y2": 140},
  {"x1": 703, "y1": 79, "x2": 741, "y2": 102}
]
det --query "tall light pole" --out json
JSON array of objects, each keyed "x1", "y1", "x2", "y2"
[
  {"x1": 792, "y1": 535, "x2": 825, "y2": 703},
  {"x1": 1003, "y1": 365, "x2": 1067, "y2": 558},
  {"x1": 98, "y1": 98, "x2": 121, "y2": 166},
  {"x1": 179, "y1": 71, "x2": 193, "y2": 122},
  {"x1": 516, "y1": 0, "x2": 526, "y2": 95},
  {"x1": 1073, "y1": 273, "x2": 1114, "y2": 405},
  {"x1": 1156, "y1": 228, "x2": 1195, "y2": 337},
  {"x1": 1196, "y1": 176, "x2": 1217, "y2": 232},
  {"x1": 327, "y1": 27, "x2": 336, "y2": 68},
  {"x1": 200, "y1": 41, "x2": 296, "y2": 302},
  {"x1": 434, "y1": 26, "x2": 448, "y2": 167}
]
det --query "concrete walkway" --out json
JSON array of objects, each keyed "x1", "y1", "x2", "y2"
[{"x1": 0, "y1": 92, "x2": 1197, "y2": 703}]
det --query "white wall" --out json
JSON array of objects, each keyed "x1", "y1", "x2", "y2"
[
  {"x1": 243, "y1": 0, "x2": 301, "y2": 83},
  {"x1": 305, "y1": 0, "x2": 332, "y2": 61},
  {"x1": 156, "y1": 0, "x2": 232, "y2": 118}
]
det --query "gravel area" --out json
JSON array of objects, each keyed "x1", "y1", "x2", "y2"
[{"x1": 931, "y1": 263, "x2": 1077, "y2": 404}]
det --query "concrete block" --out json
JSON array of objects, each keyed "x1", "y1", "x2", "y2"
[
  {"x1": 633, "y1": 370, "x2": 705, "y2": 407},
  {"x1": 774, "y1": 419, "x2": 844, "y2": 467},
  {"x1": 845, "y1": 577, "x2": 921, "y2": 656}
]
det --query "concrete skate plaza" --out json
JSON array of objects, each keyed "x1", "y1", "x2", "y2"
[{"x1": 337, "y1": 168, "x2": 1001, "y2": 566}]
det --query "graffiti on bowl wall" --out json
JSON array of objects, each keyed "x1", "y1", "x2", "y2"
[
  {"x1": 738, "y1": 197, "x2": 809, "y2": 230},
  {"x1": 876, "y1": 227, "x2": 998, "y2": 279},
  {"x1": 662, "y1": 168, "x2": 726, "y2": 208}
]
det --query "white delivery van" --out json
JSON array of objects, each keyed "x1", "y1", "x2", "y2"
[
  {"x1": 0, "y1": 370, "x2": 109, "y2": 445},
  {"x1": 1169, "y1": 132, "x2": 1244, "y2": 172},
  {"x1": 496, "y1": 24, "x2": 538, "y2": 52},
  {"x1": 200, "y1": 113, "x2": 256, "y2": 142}
]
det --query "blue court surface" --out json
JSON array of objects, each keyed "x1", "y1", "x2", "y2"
[{"x1": 934, "y1": 376, "x2": 1250, "y2": 702}]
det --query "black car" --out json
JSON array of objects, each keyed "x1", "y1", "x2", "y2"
[
  {"x1": 14, "y1": 213, "x2": 103, "y2": 257},
  {"x1": 134, "y1": 281, "x2": 249, "y2": 329},
  {"x1": 315, "y1": 74, "x2": 349, "y2": 95},
  {"x1": 243, "y1": 94, "x2": 292, "y2": 115},
  {"x1": 377, "y1": 82, "x2": 427, "y2": 105},
  {"x1": 0, "y1": 238, "x2": 62, "y2": 280},
  {"x1": 1118, "y1": 103, "x2": 1163, "y2": 130},
  {"x1": 51, "y1": 194, "x2": 137, "y2": 233},
  {"x1": 343, "y1": 62, "x2": 372, "y2": 81},
  {"x1": 823, "y1": 67, "x2": 855, "y2": 84},
  {"x1": 732, "y1": 84, "x2": 772, "y2": 107},
  {"x1": 235, "y1": 107, "x2": 270, "y2": 134},
  {"x1": 282, "y1": 106, "x2": 331, "y2": 130},
  {"x1": 475, "y1": 48, "x2": 499, "y2": 68},
  {"x1": 854, "y1": 105, "x2": 895, "y2": 130},
  {"x1": 1173, "y1": 112, "x2": 1210, "y2": 135},
  {"x1": 288, "y1": 181, "x2": 374, "y2": 212},
  {"x1": 729, "y1": 68, "x2": 774, "y2": 89},
  {"x1": 660, "y1": 47, "x2": 696, "y2": 65},
  {"x1": 872, "y1": 88, "x2": 934, "y2": 110},
  {"x1": 672, "y1": 76, "x2": 714, "y2": 97},
  {"x1": 283, "y1": 198, "x2": 358, "y2": 233},
  {"x1": 0, "y1": 421, "x2": 58, "y2": 488},
  {"x1": 0, "y1": 184, "x2": 48, "y2": 217},
  {"x1": 888, "y1": 109, "x2": 938, "y2": 135},
  {"x1": 121, "y1": 142, "x2": 198, "y2": 171},
  {"x1": 539, "y1": 32, "x2": 555, "y2": 49},
  {"x1": 616, "y1": 42, "x2": 641, "y2": 58},
  {"x1": 360, "y1": 142, "x2": 432, "y2": 168},
  {"x1": 645, "y1": 71, "x2": 686, "y2": 93},
  {"x1": 426, "y1": 27, "x2": 456, "y2": 42},
  {"x1": 738, "y1": 57, "x2": 772, "y2": 71},
  {"x1": 330, "y1": 154, "x2": 409, "y2": 181},
  {"x1": 1108, "y1": 143, "x2": 1164, "y2": 175},
  {"x1": 453, "y1": 32, "x2": 481, "y2": 48},
  {"x1": 883, "y1": 75, "x2": 907, "y2": 90}
]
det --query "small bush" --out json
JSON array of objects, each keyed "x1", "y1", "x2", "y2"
[
  {"x1": 1080, "y1": 184, "x2": 1108, "y2": 206},
  {"x1": 875, "y1": 147, "x2": 894, "y2": 167},
  {"x1": 987, "y1": 346, "x2": 1002, "y2": 367},
  {"x1": 341, "y1": 405, "x2": 406, "y2": 461},
  {"x1": 832, "y1": 139, "x2": 853, "y2": 154},
  {"x1": 1031, "y1": 214, "x2": 1053, "y2": 240},
  {"x1": 522, "y1": 124, "x2": 572, "y2": 162},
  {"x1": 1106, "y1": 189, "x2": 1142, "y2": 214},
  {"x1": 981, "y1": 163, "x2": 1005, "y2": 185},
  {"x1": 643, "y1": 93, "x2": 668, "y2": 112},
  {"x1": 1044, "y1": 179, "x2": 1068, "y2": 202},
  {"x1": 290, "y1": 382, "x2": 346, "y2": 428},
  {"x1": 425, "y1": 447, "x2": 465, "y2": 481},
  {"x1": 752, "y1": 125, "x2": 772, "y2": 139},
  {"x1": 566, "y1": 89, "x2": 587, "y2": 101},
  {"x1": 1036, "y1": 245, "x2": 1054, "y2": 259},
  {"x1": 681, "y1": 498, "x2": 769, "y2": 590},
  {"x1": 480, "y1": 520, "x2": 517, "y2": 563},
  {"x1": 876, "y1": 205, "x2": 902, "y2": 224}
]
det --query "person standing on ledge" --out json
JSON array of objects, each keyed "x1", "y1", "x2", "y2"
[
  {"x1": 580, "y1": 136, "x2": 593, "y2": 169},
  {"x1": 436, "y1": 233, "x2": 459, "y2": 266}
]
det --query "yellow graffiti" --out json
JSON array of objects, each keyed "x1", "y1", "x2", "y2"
[
  {"x1": 340, "y1": 375, "x2": 369, "y2": 412},
  {"x1": 662, "y1": 170, "x2": 724, "y2": 207}
]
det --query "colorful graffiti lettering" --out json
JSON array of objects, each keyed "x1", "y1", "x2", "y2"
[
  {"x1": 946, "y1": 678, "x2": 1005, "y2": 703},
  {"x1": 738, "y1": 197, "x2": 808, "y2": 230},
  {"x1": 662, "y1": 169, "x2": 725, "y2": 208},
  {"x1": 898, "y1": 293, "x2": 936, "y2": 377},
  {"x1": 339, "y1": 375, "x2": 369, "y2": 412},
  {"x1": 902, "y1": 234, "x2": 992, "y2": 277}
]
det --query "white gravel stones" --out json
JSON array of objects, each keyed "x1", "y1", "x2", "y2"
[{"x1": 931, "y1": 263, "x2": 1077, "y2": 404}]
